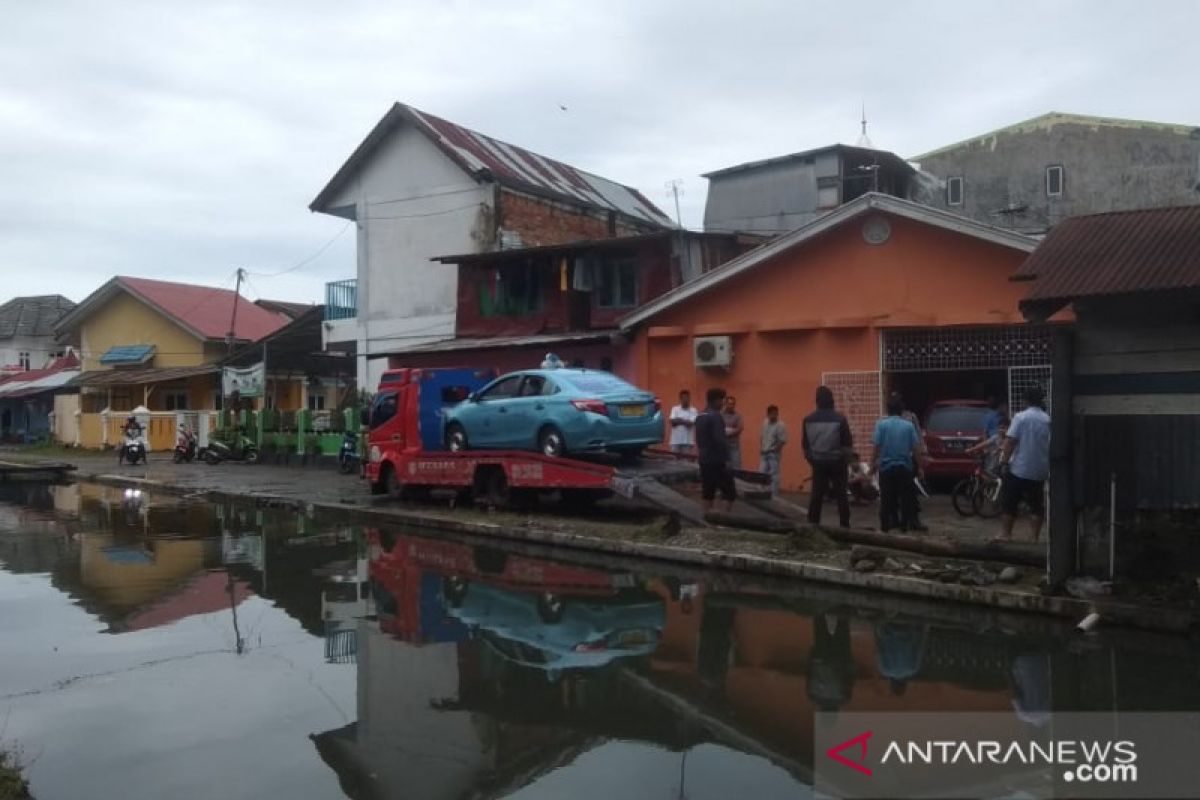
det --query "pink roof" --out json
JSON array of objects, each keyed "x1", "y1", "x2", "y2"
[
  {"x1": 118, "y1": 276, "x2": 287, "y2": 342},
  {"x1": 124, "y1": 570, "x2": 254, "y2": 632}
]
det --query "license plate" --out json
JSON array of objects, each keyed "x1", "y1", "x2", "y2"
[{"x1": 618, "y1": 404, "x2": 646, "y2": 417}]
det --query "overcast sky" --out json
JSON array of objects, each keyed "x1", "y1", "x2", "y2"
[{"x1": 3, "y1": 0, "x2": 1197, "y2": 304}]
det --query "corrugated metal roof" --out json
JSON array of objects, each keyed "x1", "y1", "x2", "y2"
[
  {"x1": 702, "y1": 143, "x2": 914, "y2": 179},
  {"x1": 71, "y1": 364, "x2": 220, "y2": 387},
  {"x1": 1018, "y1": 205, "x2": 1200, "y2": 314},
  {"x1": 311, "y1": 103, "x2": 673, "y2": 227},
  {"x1": 0, "y1": 369, "x2": 80, "y2": 398},
  {"x1": 0, "y1": 295, "x2": 75, "y2": 339},
  {"x1": 377, "y1": 330, "x2": 616, "y2": 357},
  {"x1": 55, "y1": 277, "x2": 287, "y2": 344}
]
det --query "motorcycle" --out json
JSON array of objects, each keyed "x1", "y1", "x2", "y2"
[
  {"x1": 117, "y1": 423, "x2": 148, "y2": 465},
  {"x1": 173, "y1": 425, "x2": 198, "y2": 463},
  {"x1": 203, "y1": 428, "x2": 259, "y2": 465},
  {"x1": 338, "y1": 429, "x2": 360, "y2": 475}
]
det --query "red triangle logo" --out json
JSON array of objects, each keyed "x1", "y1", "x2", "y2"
[{"x1": 826, "y1": 730, "x2": 874, "y2": 776}]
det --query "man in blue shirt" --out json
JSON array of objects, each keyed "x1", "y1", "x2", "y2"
[
  {"x1": 872, "y1": 395, "x2": 926, "y2": 533},
  {"x1": 998, "y1": 385, "x2": 1051, "y2": 542}
]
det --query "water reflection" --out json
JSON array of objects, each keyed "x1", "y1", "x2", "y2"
[{"x1": 2, "y1": 482, "x2": 1200, "y2": 800}]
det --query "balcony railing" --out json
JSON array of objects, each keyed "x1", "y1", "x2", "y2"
[{"x1": 324, "y1": 279, "x2": 357, "y2": 321}]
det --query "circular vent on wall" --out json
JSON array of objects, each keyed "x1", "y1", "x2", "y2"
[
  {"x1": 696, "y1": 340, "x2": 717, "y2": 361},
  {"x1": 862, "y1": 216, "x2": 891, "y2": 245}
]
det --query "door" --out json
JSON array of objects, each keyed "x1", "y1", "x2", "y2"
[
  {"x1": 368, "y1": 390, "x2": 403, "y2": 448},
  {"x1": 499, "y1": 374, "x2": 557, "y2": 448},
  {"x1": 468, "y1": 374, "x2": 524, "y2": 448}
]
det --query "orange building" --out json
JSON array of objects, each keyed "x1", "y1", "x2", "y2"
[{"x1": 620, "y1": 193, "x2": 1052, "y2": 490}]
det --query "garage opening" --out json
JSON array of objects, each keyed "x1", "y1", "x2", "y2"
[{"x1": 882, "y1": 326, "x2": 1055, "y2": 422}]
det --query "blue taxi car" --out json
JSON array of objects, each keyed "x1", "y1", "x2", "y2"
[{"x1": 442, "y1": 367, "x2": 663, "y2": 459}]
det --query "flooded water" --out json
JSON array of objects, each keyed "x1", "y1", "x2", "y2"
[{"x1": 2, "y1": 481, "x2": 1200, "y2": 800}]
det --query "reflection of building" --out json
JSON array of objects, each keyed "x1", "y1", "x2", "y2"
[{"x1": 322, "y1": 557, "x2": 373, "y2": 664}]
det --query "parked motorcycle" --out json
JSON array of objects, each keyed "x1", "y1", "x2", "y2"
[
  {"x1": 203, "y1": 428, "x2": 259, "y2": 465},
  {"x1": 338, "y1": 429, "x2": 360, "y2": 475},
  {"x1": 117, "y1": 419, "x2": 148, "y2": 465},
  {"x1": 173, "y1": 424, "x2": 198, "y2": 463}
]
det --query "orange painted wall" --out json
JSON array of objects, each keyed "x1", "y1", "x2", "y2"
[{"x1": 633, "y1": 213, "x2": 1032, "y2": 490}]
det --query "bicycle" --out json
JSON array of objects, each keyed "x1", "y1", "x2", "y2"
[{"x1": 951, "y1": 458, "x2": 1002, "y2": 518}]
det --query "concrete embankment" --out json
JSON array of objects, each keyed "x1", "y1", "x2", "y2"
[{"x1": 47, "y1": 452, "x2": 1192, "y2": 635}]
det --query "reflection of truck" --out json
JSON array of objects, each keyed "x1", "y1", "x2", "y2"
[
  {"x1": 366, "y1": 529, "x2": 657, "y2": 655},
  {"x1": 363, "y1": 367, "x2": 618, "y2": 507}
]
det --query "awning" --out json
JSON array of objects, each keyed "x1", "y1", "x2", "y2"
[
  {"x1": 374, "y1": 330, "x2": 618, "y2": 359},
  {"x1": 71, "y1": 364, "x2": 220, "y2": 388},
  {"x1": 99, "y1": 344, "x2": 156, "y2": 365},
  {"x1": 0, "y1": 369, "x2": 81, "y2": 399}
]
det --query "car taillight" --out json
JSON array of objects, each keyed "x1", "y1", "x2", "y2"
[
  {"x1": 574, "y1": 640, "x2": 608, "y2": 653},
  {"x1": 570, "y1": 399, "x2": 608, "y2": 415}
]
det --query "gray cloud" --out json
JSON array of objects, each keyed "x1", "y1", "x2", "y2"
[{"x1": 2, "y1": 0, "x2": 1197, "y2": 302}]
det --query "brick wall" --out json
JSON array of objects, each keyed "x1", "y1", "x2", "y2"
[{"x1": 498, "y1": 189, "x2": 656, "y2": 247}]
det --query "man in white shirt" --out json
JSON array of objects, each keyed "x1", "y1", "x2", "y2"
[
  {"x1": 998, "y1": 385, "x2": 1051, "y2": 542},
  {"x1": 669, "y1": 389, "x2": 697, "y2": 455}
]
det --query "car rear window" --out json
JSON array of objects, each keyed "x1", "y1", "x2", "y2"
[
  {"x1": 559, "y1": 372, "x2": 636, "y2": 394},
  {"x1": 927, "y1": 406, "x2": 988, "y2": 432}
]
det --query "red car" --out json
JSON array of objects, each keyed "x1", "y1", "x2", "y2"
[{"x1": 921, "y1": 400, "x2": 990, "y2": 480}]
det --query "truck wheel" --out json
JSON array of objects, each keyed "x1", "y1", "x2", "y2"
[
  {"x1": 443, "y1": 576, "x2": 468, "y2": 608},
  {"x1": 446, "y1": 423, "x2": 469, "y2": 452},
  {"x1": 370, "y1": 465, "x2": 389, "y2": 496},
  {"x1": 538, "y1": 426, "x2": 566, "y2": 458},
  {"x1": 537, "y1": 593, "x2": 565, "y2": 624},
  {"x1": 386, "y1": 465, "x2": 406, "y2": 500}
]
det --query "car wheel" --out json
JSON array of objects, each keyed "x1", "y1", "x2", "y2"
[
  {"x1": 446, "y1": 423, "x2": 469, "y2": 453},
  {"x1": 538, "y1": 426, "x2": 566, "y2": 458},
  {"x1": 537, "y1": 593, "x2": 566, "y2": 624}
]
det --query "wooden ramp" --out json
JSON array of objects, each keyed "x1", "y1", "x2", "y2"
[{"x1": 0, "y1": 459, "x2": 77, "y2": 481}]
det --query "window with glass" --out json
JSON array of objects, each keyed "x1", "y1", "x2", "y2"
[
  {"x1": 308, "y1": 394, "x2": 326, "y2": 411},
  {"x1": 595, "y1": 258, "x2": 638, "y2": 308},
  {"x1": 477, "y1": 375, "x2": 524, "y2": 401},
  {"x1": 1046, "y1": 165, "x2": 1064, "y2": 197},
  {"x1": 18, "y1": 352, "x2": 30, "y2": 370},
  {"x1": 369, "y1": 392, "x2": 398, "y2": 429},
  {"x1": 946, "y1": 176, "x2": 964, "y2": 206},
  {"x1": 479, "y1": 264, "x2": 544, "y2": 317},
  {"x1": 164, "y1": 391, "x2": 188, "y2": 411}
]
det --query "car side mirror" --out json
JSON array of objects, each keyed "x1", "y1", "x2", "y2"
[{"x1": 468, "y1": 392, "x2": 479, "y2": 403}]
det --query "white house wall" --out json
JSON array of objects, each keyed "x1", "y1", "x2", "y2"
[{"x1": 324, "y1": 121, "x2": 494, "y2": 387}]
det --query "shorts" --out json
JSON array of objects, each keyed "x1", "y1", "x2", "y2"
[
  {"x1": 1001, "y1": 474, "x2": 1045, "y2": 517},
  {"x1": 700, "y1": 461, "x2": 737, "y2": 502}
]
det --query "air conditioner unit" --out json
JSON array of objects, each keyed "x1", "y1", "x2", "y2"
[{"x1": 693, "y1": 335, "x2": 733, "y2": 368}]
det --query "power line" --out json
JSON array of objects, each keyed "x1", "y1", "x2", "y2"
[{"x1": 249, "y1": 221, "x2": 353, "y2": 278}]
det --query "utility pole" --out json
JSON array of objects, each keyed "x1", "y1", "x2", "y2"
[
  {"x1": 665, "y1": 179, "x2": 692, "y2": 280},
  {"x1": 226, "y1": 268, "x2": 246, "y2": 356}
]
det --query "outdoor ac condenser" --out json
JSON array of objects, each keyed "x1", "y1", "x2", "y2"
[{"x1": 693, "y1": 335, "x2": 733, "y2": 368}]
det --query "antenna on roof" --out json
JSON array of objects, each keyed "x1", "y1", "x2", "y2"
[
  {"x1": 857, "y1": 102, "x2": 873, "y2": 148},
  {"x1": 226, "y1": 268, "x2": 245, "y2": 355}
]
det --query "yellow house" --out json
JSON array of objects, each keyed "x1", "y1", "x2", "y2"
[{"x1": 54, "y1": 276, "x2": 288, "y2": 447}]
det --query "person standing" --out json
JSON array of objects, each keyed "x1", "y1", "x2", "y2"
[
  {"x1": 872, "y1": 395, "x2": 926, "y2": 533},
  {"x1": 890, "y1": 392, "x2": 927, "y2": 529},
  {"x1": 669, "y1": 390, "x2": 697, "y2": 455},
  {"x1": 695, "y1": 387, "x2": 736, "y2": 512},
  {"x1": 998, "y1": 386, "x2": 1051, "y2": 542},
  {"x1": 722, "y1": 395, "x2": 744, "y2": 470},
  {"x1": 760, "y1": 405, "x2": 788, "y2": 496},
  {"x1": 803, "y1": 386, "x2": 853, "y2": 528}
]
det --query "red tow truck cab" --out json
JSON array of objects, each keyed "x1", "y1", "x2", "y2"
[{"x1": 364, "y1": 366, "x2": 618, "y2": 504}]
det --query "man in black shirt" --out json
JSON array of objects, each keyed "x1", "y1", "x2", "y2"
[
  {"x1": 803, "y1": 385, "x2": 853, "y2": 528},
  {"x1": 695, "y1": 387, "x2": 736, "y2": 512}
]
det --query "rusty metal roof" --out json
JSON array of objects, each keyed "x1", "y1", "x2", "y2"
[
  {"x1": 71, "y1": 364, "x2": 219, "y2": 388},
  {"x1": 1017, "y1": 205, "x2": 1200, "y2": 316},
  {"x1": 312, "y1": 103, "x2": 673, "y2": 227}
]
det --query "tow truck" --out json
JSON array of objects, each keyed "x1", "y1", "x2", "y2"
[{"x1": 364, "y1": 366, "x2": 629, "y2": 508}]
